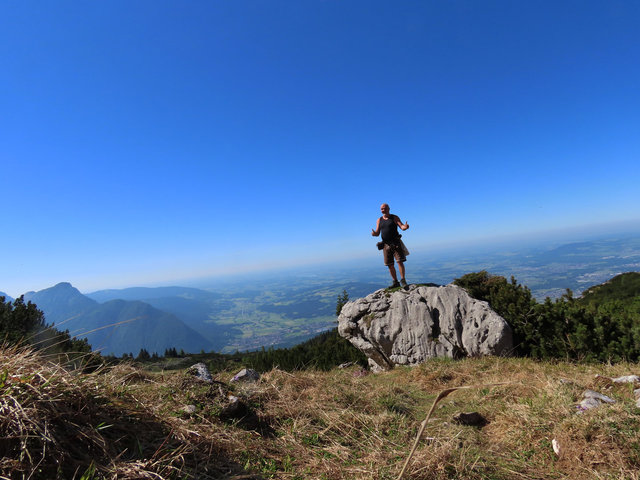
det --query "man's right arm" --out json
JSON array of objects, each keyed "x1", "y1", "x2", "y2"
[{"x1": 371, "y1": 218, "x2": 381, "y2": 236}]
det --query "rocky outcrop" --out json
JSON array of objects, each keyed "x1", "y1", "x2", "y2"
[
  {"x1": 231, "y1": 368, "x2": 260, "y2": 383},
  {"x1": 187, "y1": 362, "x2": 214, "y2": 383},
  {"x1": 338, "y1": 284, "x2": 513, "y2": 371},
  {"x1": 577, "y1": 389, "x2": 615, "y2": 412}
]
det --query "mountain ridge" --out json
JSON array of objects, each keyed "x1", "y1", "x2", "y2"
[{"x1": 24, "y1": 283, "x2": 211, "y2": 356}]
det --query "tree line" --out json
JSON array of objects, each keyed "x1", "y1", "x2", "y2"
[
  {"x1": 0, "y1": 295, "x2": 94, "y2": 366},
  {"x1": 238, "y1": 327, "x2": 367, "y2": 372},
  {"x1": 453, "y1": 271, "x2": 640, "y2": 362}
]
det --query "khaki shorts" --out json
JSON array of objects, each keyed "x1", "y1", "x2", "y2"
[{"x1": 383, "y1": 243, "x2": 406, "y2": 266}]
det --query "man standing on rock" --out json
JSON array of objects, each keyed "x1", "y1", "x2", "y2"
[{"x1": 371, "y1": 203, "x2": 410, "y2": 289}]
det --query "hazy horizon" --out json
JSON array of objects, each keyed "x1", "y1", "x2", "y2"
[{"x1": 4, "y1": 219, "x2": 639, "y2": 299}]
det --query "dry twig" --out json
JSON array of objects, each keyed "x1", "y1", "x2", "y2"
[{"x1": 397, "y1": 382, "x2": 513, "y2": 480}]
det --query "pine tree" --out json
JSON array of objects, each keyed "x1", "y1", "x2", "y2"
[
  {"x1": 336, "y1": 289, "x2": 349, "y2": 316},
  {"x1": 136, "y1": 348, "x2": 151, "y2": 361},
  {"x1": 0, "y1": 296, "x2": 46, "y2": 345}
]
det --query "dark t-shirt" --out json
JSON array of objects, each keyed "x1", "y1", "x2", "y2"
[{"x1": 380, "y1": 215, "x2": 401, "y2": 244}]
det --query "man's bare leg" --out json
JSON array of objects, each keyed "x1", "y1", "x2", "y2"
[
  {"x1": 398, "y1": 262, "x2": 406, "y2": 281},
  {"x1": 388, "y1": 265, "x2": 398, "y2": 281}
]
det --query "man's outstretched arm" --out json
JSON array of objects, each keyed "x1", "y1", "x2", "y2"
[
  {"x1": 371, "y1": 218, "x2": 381, "y2": 236},
  {"x1": 395, "y1": 215, "x2": 410, "y2": 231}
]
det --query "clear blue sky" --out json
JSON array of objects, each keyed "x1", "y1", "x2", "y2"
[{"x1": 2, "y1": 1, "x2": 639, "y2": 297}]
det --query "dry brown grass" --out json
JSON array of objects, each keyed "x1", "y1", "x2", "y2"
[
  {"x1": 0, "y1": 344, "x2": 246, "y2": 479},
  {"x1": 1, "y1": 346, "x2": 639, "y2": 479}
]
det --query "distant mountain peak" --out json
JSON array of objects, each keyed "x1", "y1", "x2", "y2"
[
  {"x1": 23, "y1": 282, "x2": 98, "y2": 321},
  {"x1": 21, "y1": 282, "x2": 212, "y2": 356},
  {"x1": 41, "y1": 282, "x2": 86, "y2": 297}
]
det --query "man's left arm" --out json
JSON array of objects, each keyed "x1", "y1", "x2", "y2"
[{"x1": 394, "y1": 215, "x2": 409, "y2": 231}]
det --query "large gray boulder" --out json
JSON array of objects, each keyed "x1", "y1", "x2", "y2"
[{"x1": 338, "y1": 284, "x2": 513, "y2": 371}]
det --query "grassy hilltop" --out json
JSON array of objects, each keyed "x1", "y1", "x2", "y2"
[
  {"x1": 1, "y1": 345, "x2": 639, "y2": 480},
  {"x1": 2, "y1": 271, "x2": 640, "y2": 479}
]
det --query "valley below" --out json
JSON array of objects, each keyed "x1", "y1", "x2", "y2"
[{"x1": 14, "y1": 231, "x2": 640, "y2": 356}]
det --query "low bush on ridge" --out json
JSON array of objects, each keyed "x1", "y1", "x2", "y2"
[{"x1": 454, "y1": 271, "x2": 640, "y2": 362}]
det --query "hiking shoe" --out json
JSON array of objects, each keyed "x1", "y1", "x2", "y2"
[
  {"x1": 400, "y1": 279, "x2": 408, "y2": 288},
  {"x1": 389, "y1": 280, "x2": 401, "y2": 289}
]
